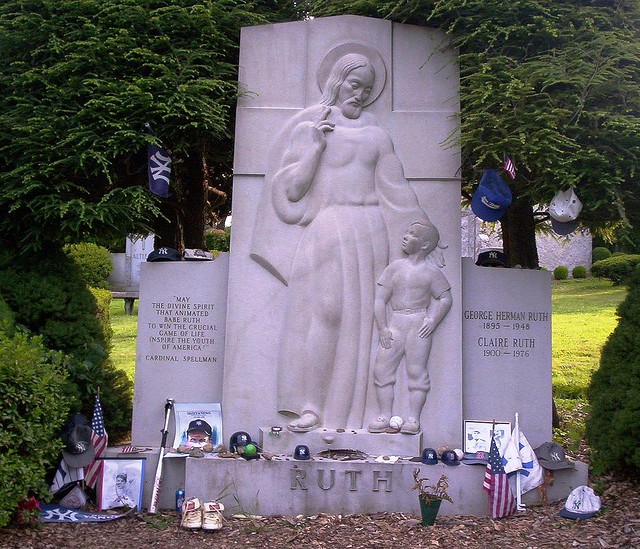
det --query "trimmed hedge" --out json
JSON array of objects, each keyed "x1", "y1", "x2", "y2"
[
  {"x1": 554, "y1": 266, "x2": 569, "y2": 280},
  {"x1": 572, "y1": 265, "x2": 588, "y2": 279},
  {"x1": 0, "y1": 250, "x2": 132, "y2": 441},
  {"x1": 592, "y1": 247, "x2": 612, "y2": 262},
  {"x1": 63, "y1": 243, "x2": 113, "y2": 289},
  {"x1": 0, "y1": 332, "x2": 71, "y2": 527},
  {"x1": 586, "y1": 268, "x2": 640, "y2": 476},
  {"x1": 204, "y1": 229, "x2": 231, "y2": 252},
  {"x1": 591, "y1": 254, "x2": 640, "y2": 285}
]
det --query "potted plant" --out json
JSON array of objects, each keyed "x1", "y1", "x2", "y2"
[{"x1": 412, "y1": 468, "x2": 453, "y2": 526}]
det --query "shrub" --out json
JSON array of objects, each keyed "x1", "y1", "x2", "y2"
[
  {"x1": 592, "y1": 247, "x2": 612, "y2": 262},
  {"x1": 63, "y1": 243, "x2": 113, "y2": 289},
  {"x1": 90, "y1": 288, "x2": 113, "y2": 350},
  {"x1": 572, "y1": 265, "x2": 588, "y2": 279},
  {"x1": 554, "y1": 266, "x2": 569, "y2": 280},
  {"x1": 586, "y1": 269, "x2": 640, "y2": 476},
  {"x1": 0, "y1": 332, "x2": 71, "y2": 527},
  {"x1": 204, "y1": 229, "x2": 231, "y2": 252},
  {"x1": 591, "y1": 254, "x2": 640, "y2": 285},
  {"x1": 0, "y1": 296, "x2": 15, "y2": 337},
  {"x1": 0, "y1": 250, "x2": 132, "y2": 441},
  {"x1": 612, "y1": 251, "x2": 626, "y2": 257}
]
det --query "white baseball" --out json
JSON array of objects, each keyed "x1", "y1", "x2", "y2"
[
  {"x1": 454, "y1": 448, "x2": 464, "y2": 460},
  {"x1": 389, "y1": 416, "x2": 403, "y2": 430}
]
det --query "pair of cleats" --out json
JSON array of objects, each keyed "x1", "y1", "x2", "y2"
[
  {"x1": 367, "y1": 415, "x2": 420, "y2": 434},
  {"x1": 181, "y1": 497, "x2": 224, "y2": 531}
]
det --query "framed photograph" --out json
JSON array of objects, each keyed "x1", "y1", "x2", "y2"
[
  {"x1": 173, "y1": 402, "x2": 222, "y2": 450},
  {"x1": 463, "y1": 420, "x2": 511, "y2": 454},
  {"x1": 97, "y1": 458, "x2": 145, "y2": 511}
]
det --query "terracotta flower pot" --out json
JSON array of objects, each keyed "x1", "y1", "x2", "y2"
[{"x1": 419, "y1": 498, "x2": 442, "y2": 526}]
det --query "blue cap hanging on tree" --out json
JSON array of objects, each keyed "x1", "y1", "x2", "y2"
[{"x1": 471, "y1": 168, "x2": 513, "y2": 222}]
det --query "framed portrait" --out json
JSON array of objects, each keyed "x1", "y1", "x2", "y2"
[
  {"x1": 463, "y1": 420, "x2": 511, "y2": 454},
  {"x1": 172, "y1": 402, "x2": 222, "y2": 450},
  {"x1": 97, "y1": 458, "x2": 145, "y2": 511}
]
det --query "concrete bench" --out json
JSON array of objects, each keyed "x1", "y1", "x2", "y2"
[{"x1": 111, "y1": 291, "x2": 139, "y2": 315}]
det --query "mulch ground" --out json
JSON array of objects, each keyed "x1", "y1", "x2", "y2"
[
  {"x1": 1, "y1": 473, "x2": 637, "y2": 549},
  {"x1": 0, "y1": 478, "x2": 638, "y2": 549}
]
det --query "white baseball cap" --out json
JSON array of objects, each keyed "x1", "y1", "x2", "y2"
[{"x1": 558, "y1": 485, "x2": 601, "y2": 519}]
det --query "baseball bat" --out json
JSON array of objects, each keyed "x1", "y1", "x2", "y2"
[{"x1": 149, "y1": 398, "x2": 174, "y2": 514}]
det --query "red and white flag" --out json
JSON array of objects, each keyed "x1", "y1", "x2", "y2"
[
  {"x1": 84, "y1": 395, "x2": 108, "y2": 489},
  {"x1": 483, "y1": 435, "x2": 516, "y2": 518},
  {"x1": 503, "y1": 153, "x2": 516, "y2": 180}
]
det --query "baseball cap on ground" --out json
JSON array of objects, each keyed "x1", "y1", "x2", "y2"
[
  {"x1": 549, "y1": 188, "x2": 582, "y2": 235},
  {"x1": 476, "y1": 249, "x2": 510, "y2": 268},
  {"x1": 534, "y1": 442, "x2": 574, "y2": 470},
  {"x1": 462, "y1": 451, "x2": 489, "y2": 465},
  {"x1": 471, "y1": 169, "x2": 513, "y2": 222},
  {"x1": 558, "y1": 485, "x2": 601, "y2": 520},
  {"x1": 61, "y1": 413, "x2": 95, "y2": 468},
  {"x1": 146, "y1": 247, "x2": 181, "y2": 262},
  {"x1": 187, "y1": 419, "x2": 212, "y2": 436}
]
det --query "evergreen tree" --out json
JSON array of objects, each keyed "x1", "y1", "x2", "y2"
[
  {"x1": 308, "y1": 0, "x2": 640, "y2": 266},
  {"x1": 0, "y1": 0, "x2": 271, "y2": 252},
  {"x1": 586, "y1": 266, "x2": 640, "y2": 476}
]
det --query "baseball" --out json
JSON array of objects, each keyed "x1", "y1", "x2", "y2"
[{"x1": 389, "y1": 416, "x2": 403, "y2": 430}]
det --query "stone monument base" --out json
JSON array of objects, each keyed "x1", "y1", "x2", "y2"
[
  {"x1": 104, "y1": 446, "x2": 588, "y2": 516},
  {"x1": 259, "y1": 427, "x2": 423, "y2": 458},
  {"x1": 183, "y1": 454, "x2": 589, "y2": 517}
]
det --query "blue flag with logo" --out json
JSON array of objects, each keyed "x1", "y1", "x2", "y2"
[{"x1": 147, "y1": 143, "x2": 171, "y2": 197}]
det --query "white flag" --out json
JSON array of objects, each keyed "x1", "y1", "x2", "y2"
[
  {"x1": 516, "y1": 431, "x2": 544, "y2": 494},
  {"x1": 500, "y1": 430, "x2": 522, "y2": 474}
]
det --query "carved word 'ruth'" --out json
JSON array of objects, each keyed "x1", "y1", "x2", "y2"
[{"x1": 290, "y1": 467, "x2": 393, "y2": 492}]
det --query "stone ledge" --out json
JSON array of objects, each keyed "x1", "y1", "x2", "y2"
[
  {"x1": 259, "y1": 427, "x2": 423, "y2": 458},
  {"x1": 184, "y1": 454, "x2": 589, "y2": 517}
]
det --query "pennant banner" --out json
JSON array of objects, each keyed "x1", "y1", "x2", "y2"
[{"x1": 148, "y1": 143, "x2": 172, "y2": 197}]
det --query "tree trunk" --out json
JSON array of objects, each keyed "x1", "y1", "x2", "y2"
[
  {"x1": 180, "y1": 146, "x2": 207, "y2": 250},
  {"x1": 500, "y1": 196, "x2": 540, "y2": 269}
]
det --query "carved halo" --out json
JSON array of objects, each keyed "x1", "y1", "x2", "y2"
[{"x1": 317, "y1": 42, "x2": 387, "y2": 107}]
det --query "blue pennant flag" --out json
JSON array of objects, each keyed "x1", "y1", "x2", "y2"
[{"x1": 147, "y1": 143, "x2": 172, "y2": 197}]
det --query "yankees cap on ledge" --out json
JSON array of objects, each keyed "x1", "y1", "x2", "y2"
[
  {"x1": 534, "y1": 441, "x2": 574, "y2": 470},
  {"x1": 147, "y1": 247, "x2": 181, "y2": 262}
]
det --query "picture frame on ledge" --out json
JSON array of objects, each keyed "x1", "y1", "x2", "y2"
[
  {"x1": 97, "y1": 457, "x2": 145, "y2": 511},
  {"x1": 463, "y1": 420, "x2": 511, "y2": 454}
]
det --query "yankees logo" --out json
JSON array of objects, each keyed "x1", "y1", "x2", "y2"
[{"x1": 149, "y1": 151, "x2": 172, "y2": 184}]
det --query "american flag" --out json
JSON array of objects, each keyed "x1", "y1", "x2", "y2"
[
  {"x1": 84, "y1": 395, "x2": 108, "y2": 489},
  {"x1": 503, "y1": 153, "x2": 516, "y2": 180},
  {"x1": 483, "y1": 435, "x2": 516, "y2": 518}
]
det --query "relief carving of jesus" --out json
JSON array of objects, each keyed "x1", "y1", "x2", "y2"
[{"x1": 251, "y1": 44, "x2": 431, "y2": 431}]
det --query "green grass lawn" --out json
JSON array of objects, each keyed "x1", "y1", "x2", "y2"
[
  {"x1": 109, "y1": 298, "x2": 138, "y2": 383},
  {"x1": 108, "y1": 276, "x2": 628, "y2": 408},
  {"x1": 551, "y1": 278, "x2": 627, "y2": 400}
]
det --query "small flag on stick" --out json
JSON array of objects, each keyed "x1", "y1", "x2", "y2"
[
  {"x1": 84, "y1": 395, "x2": 108, "y2": 489},
  {"x1": 483, "y1": 433, "x2": 516, "y2": 518},
  {"x1": 503, "y1": 153, "x2": 516, "y2": 180}
]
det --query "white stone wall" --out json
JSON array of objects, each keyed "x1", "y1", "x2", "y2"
[{"x1": 462, "y1": 209, "x2": 592, "y2": 274}]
